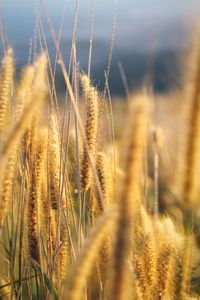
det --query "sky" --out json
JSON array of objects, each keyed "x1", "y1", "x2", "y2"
[
  {"x1": 2, "y1": 0, "x2": 199, "y2": 38},
  {"x1": 1, "y1": 0, "x2": 200, "y2": 64}
]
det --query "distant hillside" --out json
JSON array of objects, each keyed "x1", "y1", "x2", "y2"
[{"x1": 51, "y1": 48, "x2": 184, "y2": 96}]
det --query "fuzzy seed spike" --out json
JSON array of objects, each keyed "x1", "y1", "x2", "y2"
[
  {"x1": 0, "y1": 48, "x2": 14, "y2": 139},
  {"x1": 96, "y1": 152, "x2": 110, "y2": 211},
  {"x1": 60, "y1": 218, "x2": 70, "y2": 281},
  {"x1": 49, "y1": 113, "x2": 61, "y2": 210},
  {"x1": 179, "y1": 38, "x2": 200, "y2": 207},
  {"x1": 112, "y1": 96, "x2": 150, "y2": 300},
  {"x1": 80, "y1": 74, "x2": 98, "y2": 191},
  {"x1": 15, "y1": 65, "x2": 35, "y2": 120},
  {"x1": 64, "y1": 208, "x2": 117, "y2": 300}
]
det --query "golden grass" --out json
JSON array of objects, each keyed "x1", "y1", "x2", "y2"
[{"x1": 0, "y1": 35, "x2": 200, "y2": 300}]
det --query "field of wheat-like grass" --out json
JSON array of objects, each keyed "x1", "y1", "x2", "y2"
[{"x1": 1, "y1": 23, "x2": 200, "y2": 300}]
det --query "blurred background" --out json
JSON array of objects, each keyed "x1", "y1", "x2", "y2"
[{"x1": 1, "y1": 0, "x2": 200, "y2": 95}]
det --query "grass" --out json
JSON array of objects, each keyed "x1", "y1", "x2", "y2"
[{"x1": 1, "y1": 3, "x2": 200, "y2": 300}]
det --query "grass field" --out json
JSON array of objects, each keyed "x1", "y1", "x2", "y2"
[{"x1": 0, "y1": 3, "x2": 200, "y2": 300}]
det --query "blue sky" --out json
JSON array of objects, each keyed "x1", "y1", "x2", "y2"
[
  {"x1": 3, "y1": 0, "x2": 199, "y2": 39},
  {"x1": 1, "y1": 0, "x2": 200, "y2": 64}
]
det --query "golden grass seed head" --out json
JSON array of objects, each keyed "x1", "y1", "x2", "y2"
[
  {"x1": 96, "y1": 152, "x2": 110, "y2": 211},
  {"x1": 27, "y1": 173, "x2": 41, "y2": 264},
  {"x1": 50, "y1": 210, "x2": 57, "y2": 252},
  {"x1": 97, "y1": 233, "x2": 111, "y2": 286},
  {"x1": 0, "y1": 48, "x2": 14, "y2": 139},
  {"x1": 0, "y1": 52, "x2": 47, "y2": 165},
  {"x1": 122, "y1": 96, "x2": 151, "y2": 218},
  {"x1": 176, "y1": 37, "x2": 200, "y2": 207},
  {"x1": 36, "y1": 128, "x2": 48, "y2": 232},
  {"x1": 80, "y1": 74, "x2": 98, "y2": 191},
  {"x1": 172, "y1": 239, "x2": 192, "y2": 300},
  {"x1": 15, "y1": 65, "x2": 35, "y2": 120},
  {"x1": 60, "y1": 219, "x2": 70, "y2": 281},
  {"x1": 64, "y1": 209, "x2": 117, "y2": 300},
  {"x1": 27, "y1": 121, "x2": 40, "y2": 264},
  {"x1": 49, "y1": 113, "x2": 61, "y2": 210},
  {"x1": 0, "y1": 52, "x2": 47, "y2": 235},
  {"x1": 26, "y1": 53, "x2": 47, "y2": 265},
  {"x1": 154, "y1": 218, "x2": 176, "y2": 299},
  {"x1": 135, "y1": 256, "x2": 149, "y2": 299},
  {"x1": 0, "y1": 149, "x2": 17, "y2": 228},
  {"x1": 112, "y1": 96, "x2": 151, "y2": 300}
]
